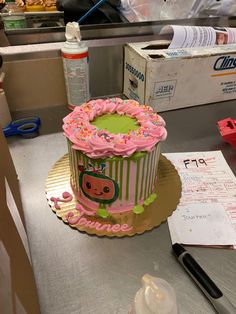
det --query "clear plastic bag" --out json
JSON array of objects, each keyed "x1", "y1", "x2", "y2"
[
  {"x1": 119, "y1": 0, "x2": 159, "y2": 22},
  {"x1": 189, "y1": 0, "x2": 236, "y2": 18},
  {"x1": 119, "y1": 0, "x2": 194, "y2": 22},
  {"x1": 119, "y1": 0, "x2": 236, "y2": 22}
]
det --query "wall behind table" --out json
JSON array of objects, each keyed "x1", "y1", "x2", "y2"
[
  {"x1": 3, "y1": 57, "x2": 67, "y2": 111},
  {"x1": 3, "y1": 45, "x2": 123, "y2": 111}
]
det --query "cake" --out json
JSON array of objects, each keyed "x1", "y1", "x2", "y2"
[{"x1": 62, "y1": 98, "x2": 167, "y2": 226}]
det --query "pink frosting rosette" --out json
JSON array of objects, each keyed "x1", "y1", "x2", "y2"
[{"x1": 63, "y1": 98, "x2": 167, "y2": 159}]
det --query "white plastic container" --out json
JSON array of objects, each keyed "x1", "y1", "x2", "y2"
[
  {"x1": 129, "y1": 274, "x2": 178, "y2": 314},
  {"x1": 61, "y1": 22, "x2": 90, "y2": 110}
]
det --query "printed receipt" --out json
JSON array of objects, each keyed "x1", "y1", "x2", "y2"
[
  {"x1": 165, "y1": 151, "x2": 236, "y2": 247},
  {"x1": 160, "y1": 25, "x2": 236, "y2": 49}
]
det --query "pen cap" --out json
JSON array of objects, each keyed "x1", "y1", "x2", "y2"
[{"x1": 132, "y1": 274, "x2": 178, "y2": 314}]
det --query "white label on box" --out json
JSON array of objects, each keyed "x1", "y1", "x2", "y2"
[
  {"x1": 221, "y1": 81, "x2": 236, "y2": 95},
  {"x1": 153, "y1": 80, "x2": 177, "y2": 99},
  {"x1": 162, "y1": 50, "x2": 192, "y2": 58}
]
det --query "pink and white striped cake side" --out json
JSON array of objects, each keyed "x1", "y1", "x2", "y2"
[{"x1": 68, "y1": 140, "x2": 160, "y2": 214}]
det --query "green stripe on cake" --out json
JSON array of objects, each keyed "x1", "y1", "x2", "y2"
[
  {"x1": 71, "y1": 142, "x2": 75, "y2": 184},
  {"x1": 135, "y1": 159, "x2": 140, "y2": 205},
  {"x1": 77, "y1": 151, "x2": 81, "y2": 190},
  {"x1": 101, "y1": 161, "x2": 106, "y2": 174},
  {"x1": 115, "y1": 160, "x2": 119, "y2": 182},
  {"x1": 148, "y1": 149, "x2": 155, "y2": 195},
  {"x1": 67, "y1": 140, "x2": 71, "y2": 165},
  {"x1": 152, "y1": 148, "x2": 158, "y2": 190},
  {"x1": 149, "y1": 148, "x2": 156, "y2": 193},
  {"x1": 139, "y1": 154, "x2": 146, "y2": 200},
  {"x1": 109, "y1": 160, "x2": 113, "y2": 177},
  {"x1": 126, "y1": 159, "x2": 130, "y2": 200},
  {"x1": 82, "y1": 154, "x2": 86, "y2": 168},
  {"x1": 144, "y1": 153, "x2": 150, "y2": 199},
  {"x1": 67, "y1": 141, "x2": 71, "y2": 181},
  {"x1": 119, "y1": 160, "x2": 123, "y2": 200},
  {"x1": 75, "y1": 150, "x2": 80, "y2": 189},
  {"x1": 85, "y1": 154, "x2": 89, "y2": 168},
  {"x1": 154, "y1": 145, "x2": 160, "y2": 184},
  {"x1": 152, "y1": 147, "x2": 158, "y2": 190},
  {"x1": 67, "y1": 141, "x2": 73, "y2": 180}
]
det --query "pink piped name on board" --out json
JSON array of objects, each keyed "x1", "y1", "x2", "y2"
[
  {"x1": 66, "y1": 212, "x2": 133, "y2": 233},
  {"x1": 50, "y1": 191, "x2": 73, "y2": 209},
  {"x1": 51, "y1": 191, "x2": 133, "y2": 233}
]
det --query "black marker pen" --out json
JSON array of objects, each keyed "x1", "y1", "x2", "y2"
[{"x1": 172, "y1": 243, "x2": 236, "y2": 314}]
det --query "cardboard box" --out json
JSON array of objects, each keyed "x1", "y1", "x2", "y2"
[
  {"x1": 0, "y1": 127, "x2": 40, "y2": 314},
  {"x1": 123, "y1": 42, "x2": 236, "y2": 111}
]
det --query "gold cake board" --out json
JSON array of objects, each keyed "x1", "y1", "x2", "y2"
[{"x1": 45, "y1": 154, "x2": 181, "y2": 237}]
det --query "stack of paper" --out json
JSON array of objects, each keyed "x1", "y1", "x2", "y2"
[{"x1": 166, "y1": 151, "x2": 236, "y2": 247}]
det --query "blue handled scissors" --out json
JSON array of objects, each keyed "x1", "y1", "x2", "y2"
[{"x1": 3, "y1": 116, "x2": 41, "y2": 138}]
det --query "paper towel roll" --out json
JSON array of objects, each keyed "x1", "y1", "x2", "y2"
[{"x1": 0, "y1": 89, "x2": 11, "y2": 128}]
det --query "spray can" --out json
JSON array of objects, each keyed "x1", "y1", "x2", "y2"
[{"x1": 61, "y1": 22, "x2": 90, "y2": 110}]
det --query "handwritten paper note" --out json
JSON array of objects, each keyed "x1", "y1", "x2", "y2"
[
  {"x1": 168, "y1": 203, "x2": 236, "y2": 246},
  {"x1": 165, "y1": 151, "x2": 236, "y2": 247}
]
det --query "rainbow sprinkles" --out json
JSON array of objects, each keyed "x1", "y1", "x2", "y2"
[{"x1": 63, "y1": 98, "x2": 167, "y2": 158}]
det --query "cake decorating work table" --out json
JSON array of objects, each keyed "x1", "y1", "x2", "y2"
[{"x1": 8, "y1": 99, "x2": 236, "y2": 314}]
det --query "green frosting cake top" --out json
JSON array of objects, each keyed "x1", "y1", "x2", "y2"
[
  {"x1": 63, "y1": 98, "x2": 167, "y2": 159},
  {"x1": 91, "y1": 114, "x2": 139, "y2": 134}
]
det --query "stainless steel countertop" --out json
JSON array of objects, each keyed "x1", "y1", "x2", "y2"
[{"x1": 8, "y1": 100, "x2": 236, "y2": 314}]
